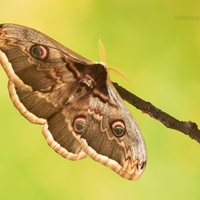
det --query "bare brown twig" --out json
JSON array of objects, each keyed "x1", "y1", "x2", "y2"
[{"x1": 113, "y1": 82, "x2": 200, "y2": 144}]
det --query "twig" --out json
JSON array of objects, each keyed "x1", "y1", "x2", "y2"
[{"x1": 113, "y1": 82, "x2": 200, "y2": 144}]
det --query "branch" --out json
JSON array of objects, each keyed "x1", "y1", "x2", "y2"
[{"x1": 113, "y1": 82, "x2": 200, "y2": 144}]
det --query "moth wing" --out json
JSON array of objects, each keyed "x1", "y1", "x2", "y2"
[
  {"x1": 78, "y1": 81, "x2": 147, "y2": 180},
  {"x1": 0, "y1": 23, "x2": 91, "y2": 160}
]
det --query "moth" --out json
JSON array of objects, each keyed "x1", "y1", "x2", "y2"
[{"x1": 0, "y1": 23, "x2": 147, "y2": 180}]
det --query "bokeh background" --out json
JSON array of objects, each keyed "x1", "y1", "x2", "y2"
[{"x1": 0, "y1": 1, "x2": 200, "y2": 199}]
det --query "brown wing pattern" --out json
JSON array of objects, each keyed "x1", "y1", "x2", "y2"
[{"x1": 0, "y1": 23, "x2": 147, "y2": 180}]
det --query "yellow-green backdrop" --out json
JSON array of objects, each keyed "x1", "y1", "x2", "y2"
[{"x1": 0, "y1": 1, "x2": 200, "y2": 199}]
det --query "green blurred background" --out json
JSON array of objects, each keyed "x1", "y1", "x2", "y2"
[{"x1": 0, "y1": 0, "x2": 200, "y2": 199}]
